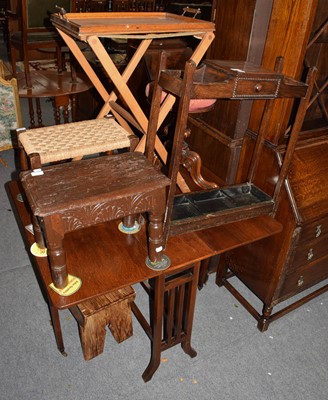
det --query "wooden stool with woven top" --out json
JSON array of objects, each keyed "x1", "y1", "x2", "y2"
[
  {"x1": 70, "y1": 286, "x2": 136, "y2": 360},
  {"x1": 17, "y1": 116, "x2": 142, "y2": 258},
  {"x1": 17, "y1": 116, "x2": 138, "y2": 172}
]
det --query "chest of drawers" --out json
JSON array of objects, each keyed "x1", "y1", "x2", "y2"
[
  {"x1": 218, "y1": 136, "x2": 328, "y2": 331},
  {"x1": 279, "y1": 139, "x2": 328, "y2": 297}
]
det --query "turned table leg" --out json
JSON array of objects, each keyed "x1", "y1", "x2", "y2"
[
  {"x1": 48, "y1": 303, "x2": 67, "y2": 356},
  {"x1": 42, "y1": 214, "x2": 68, "y2": 289}
]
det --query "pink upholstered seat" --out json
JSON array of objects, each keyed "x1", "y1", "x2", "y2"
[{"x1": 145, "y1": 82, "x2": 216, "y2": 113}]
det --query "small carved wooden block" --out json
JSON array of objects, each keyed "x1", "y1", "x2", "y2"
[{"x1": 70, "y1": 286, "x2": 136, "y2": 361}]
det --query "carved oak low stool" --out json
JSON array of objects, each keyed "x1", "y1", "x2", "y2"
[
  {"x1": 70, "y1": 286, "x2": 136, "y2": 360},
  {"x1": 20, "y1": 151, "x2": 171, "y2": 290}
]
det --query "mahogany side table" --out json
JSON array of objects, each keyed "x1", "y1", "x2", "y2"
[{"x1": 9, "y1": 180, "x2": 282, "y2": 381}]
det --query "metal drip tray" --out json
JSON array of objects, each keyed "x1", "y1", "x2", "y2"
[{"x1": 170, "y1": 184, "x2": 274, "y2": 236}]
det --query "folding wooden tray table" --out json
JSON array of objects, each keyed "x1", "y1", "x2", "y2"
[{"x1": 51, "y1": 12, "x2": 215, "y2": 191}]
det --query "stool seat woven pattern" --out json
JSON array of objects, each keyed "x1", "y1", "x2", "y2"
[{"x1": 19, "y1": 118, "x2": 133, "y2": 164}]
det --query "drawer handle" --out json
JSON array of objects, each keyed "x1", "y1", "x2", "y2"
[
  {"x1": 315, "y1": 225, "x2": 322, "y2": 237},
  {"x1": 307, "y1": 248, "x2": 314, "y2": 260},
  {"x1": 254, "y1": 83, "x2": 262, "y2": 92},
  {"x1": 297, "y1": 276, "x2": 304, "y2": 287}
]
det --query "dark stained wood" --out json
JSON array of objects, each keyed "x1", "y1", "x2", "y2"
[
  {"x1": 9, "y1": 179, "x2": 213, "y2": 380},
  {"x1": 248, "y1": 0, "x2": 318, "y2": 145},
  {"x1": 7, "y1": 0, "x2": 89, "y2": 126},
  {"x1": 169, "y1": 185, "x2": 275, "y2": 237},
  {"x1": 7, "y1": 0, "x2": 72, "y2": 87},
  {"x1": 288, "y1": 142, "x2": 328, "y2": 221},
  {"x1": 158, "y1": 60, "x2": 308, "y2": 100},
  {"x1": 73, "y1": 0, "x2": 108, "y2": 12},
  {"x1": 197, "y1": 214, "x2": 282, "y2": 253},
  {"x1": 132, "y1": 260, "x2": 201, "y2": 382},
  {"x1": 9, "y1": 179, "x2": 283, "y2": 379},
  {"x1": 146, "y1": 59, "x2": 311, "y2": 241},
  {"x1": 8, "y1": 181, "x2": 211, "y2": 308},
  {"x1": 17, "y1": 70, "x2": 91, "y2": 98},
  {"x1": 188, "y1": 0, "x2": 319, "y2": 184},
  {"x1": 20, "y1": 152, "x2": 170, "y2": 288},
  {"x1": 303, "y1": 1, "x2": 328, "y2": 131},
  {"x1": 20, "y1": 153, "x2": 166, "y2": 215},
  {"x1": 221, "y1": 2, "x2": 328, "y2": 331},
  {"x1": 209, "y1": 0, "x2": 259, "y2": 61},
  {"x1": 217, "y1": 136, "x2": 328, "y2": 331},
  {"x1": 186, "y1": 116, "x2": 243, "y2": 185},
  {"x1": 187, "y1": 0, "x2": 274, "y2": 183},
  {"x1": 16, "y1": 70, "x2": 92, "y2": 126}
]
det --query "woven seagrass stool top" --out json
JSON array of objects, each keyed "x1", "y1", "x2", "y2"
[{"x1": 19, "y1": 118, "x2": 134, "y2": 164}]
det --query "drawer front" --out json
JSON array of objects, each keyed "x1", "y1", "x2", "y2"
[
  {"x1": 280, "y1": 257, "x2": 328, "y2": 298},
  {"x1": 233, "y1": 77, "x2": 281, "y2": 98},
  {"x1": 297, "y1": 215, "x2": 328, "y2": 243},
  {"x1": 292, "y1": 233, "x2": 328, "y2": 269}
]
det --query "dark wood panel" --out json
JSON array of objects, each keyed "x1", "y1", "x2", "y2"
[
  {"x1": 288, "y1": 139, "x2": 328, "y2": 221},
  {"x1": 208, "y1": 0, "x2": 257, "y2": 61},
  {"x1": 187, "y1": 116, "x2": 242, "y2": 184},
  {"x1": 189, "y1": 0, "x2": 274, "y2": 182},
  {"x1": 205, "y1": 0, "x2": 273, "y2": 139},
  {"x1": 248, "y1": 0, "x2": 318, "y2": 144}
]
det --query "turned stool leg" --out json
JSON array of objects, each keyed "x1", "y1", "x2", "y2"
[
  {"x1": 42, "y1": 215, "x2": 68, "y2": 289},
  {"x1": 32, "y1": 215, "x2": 46, "y2": 249},
  {"x1": 17, "y1": 128, "x2": 29, "y2": 172},
  {"x1": 120, "y1": 214, "x2": 141, "y2": 234}
]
